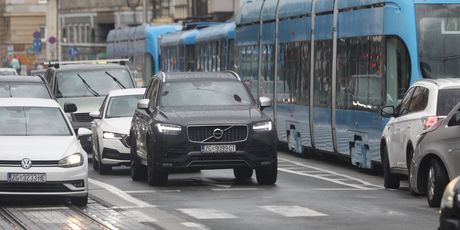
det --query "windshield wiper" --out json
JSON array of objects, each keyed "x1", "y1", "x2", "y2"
[
  {"x1": 105, "y1": 71, "x2": 126, "y2": 89},
  {"x1": 76, "y1": 73, "x2": 101, "y2": 96}
]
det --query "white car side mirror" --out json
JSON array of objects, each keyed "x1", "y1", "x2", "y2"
[
  {"x1": 89, "y1": 111, "x2": 101, "y2": 119},
  {"x1": 77, "y1": 128, "x2": 92, "y2": 137}
]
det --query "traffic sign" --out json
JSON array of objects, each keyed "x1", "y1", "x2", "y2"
[
  {"x1": 33, "y1": 31, "x2": 41, "y2": 39},
  {"x1": 48, "y1": 36, "x2": 56, "y2": 44}
]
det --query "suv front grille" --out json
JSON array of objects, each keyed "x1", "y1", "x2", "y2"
[
  {"x1": 73, "y1": 113, "x2": 93, "y2": 122},
  {"x1": 188, "y1": 125, "x2": 248, "y2": 143}
]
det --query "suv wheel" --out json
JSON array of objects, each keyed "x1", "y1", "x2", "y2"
[
  {"x1": 147, "y1": 143, "x2": 168, "y2": 186},
  {"x1": 70, "y1": 195, "x2": 88, "y2": 207},
  {"x1": 382, "y1": 146, "x2": 400, "y2": 189},
  {"x1": 234, "y1": 167, "x2": 253, "y2": 180},
  {"x1": 130, "y1": 137, "x2": 146, "y2": 181},
  {"x1": 256, "y1": 158, "x2": 277, "y2": 185},
  {"x1": 99, "y1": 160, "x2": 112, "y2": 175},
  {"x1": 426, "y1": 159, "x2": 449, "y2": 207},
  {"x1": 92, "y1": 157, "x2": 99, "y2": 171}
]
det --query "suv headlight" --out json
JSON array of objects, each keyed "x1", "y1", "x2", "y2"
[
  {"x1": 103, "y1": 131, "x2": 125, "y2": 139},
  {"x1": 155, "y1": 123, "x2": 181, "y2": 135},
  {"x1": 58, "y1": 153, "x2": 84, "y2": 168},
  {"x1": 441, "y1": 177, "x2": 460, "y2": 209},
  {"x1": 253, "y1": 121, "x2": 272, "y2": 132}
]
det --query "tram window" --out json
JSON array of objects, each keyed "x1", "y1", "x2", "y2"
[{"x1": 386, "y1": 37, "x2": 410, "y2": 106}]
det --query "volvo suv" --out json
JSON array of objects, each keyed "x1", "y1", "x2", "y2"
[
  {"x1": 380, "y1": 79, "x2": 460, "y2": 191},
  {"x1": 129, "y1": 72, "x2": 277, "y2": 186}
]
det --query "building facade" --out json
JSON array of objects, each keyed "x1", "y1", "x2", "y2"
[{"x1": 0, "y1": 0, "x2": 47, "y2": 72}]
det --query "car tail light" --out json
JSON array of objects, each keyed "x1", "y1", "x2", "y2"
[{"x1": 423, "y1": 116, "x2": 440, "y2": 130}]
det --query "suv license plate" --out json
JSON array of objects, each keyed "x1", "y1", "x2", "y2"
[
  {"x1": 201, "y1": 145, "x2": 236, "y2": 154},
  {"x1": 7, "y1": 173, "x2": 46, "y2": 183}
]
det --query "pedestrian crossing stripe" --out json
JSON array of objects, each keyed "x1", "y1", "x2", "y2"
[
  {"x1": 259, "y1": 205, "x2": 328, "y2": 217},
  {"x1": 178, "y1": 208, "x2": 237, "y2": 219}
]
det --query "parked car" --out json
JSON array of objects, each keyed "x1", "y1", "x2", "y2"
[
  {"x1": 90, "y1": 88, "x2": 146, "y2": 174},
  {"x1": 0, "y1": 75, "x2": 53, "y2": 99},
  {"x1": 380, "y1": 79, "x2": 460, "y2": 190},
  {"x1": 0, "y1": 68, "x2": 18, "y2": 76},
  {"x1": 410, "y1": 102, "x2": 460, "y2": 207},
  {"x1": 44, "y1": 59, "x2": 136, "y2": 153},
  {"x1": 129, "y1": 71, "x2": 277, "y2": 186},
  {"x1": 0, "y1": 98, "x2": 91, "y2": 206},
  {"x1": 439, "y1": 176, "x2": 460, "y2": 230}
]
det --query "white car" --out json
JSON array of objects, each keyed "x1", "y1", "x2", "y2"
[
  {"x1": 380, "y1": 78, "x2": 460, "y2": 190},
  {"x1": 90, "y1": 88, "x2": 145, "y2": 174},
  {"x1": 0, "y1": 98, "x2": 91, "y2": 206},
  {"x1": 0, "y1": 68, "x2": 18, "y2": 76}
]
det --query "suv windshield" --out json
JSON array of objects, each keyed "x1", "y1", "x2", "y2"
[
  {"x1": 437, "y1": 88, "x2": 460, "y2": 115},
  {"x1": 416, "y1": 4, "x2": 460, "y2": 78},
  {"x1": 161, "y1": 80, "x2": 252, "y2": 107},
  {"x1": 56, "y1": 68, "x2": 134, "y2": 98},
  {"x1": 0, "y1": 82, "x2": 51, "y2": 99},
  {"x1": 106, "y1": 94, "x2": 143, "y2": 118},
  {"x1": 0, "y1": 107, "x2": 72, "y2": 136}
]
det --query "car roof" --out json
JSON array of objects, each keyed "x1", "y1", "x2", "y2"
[
  {"x1": 163, "y1": 71, "x2": 240, "y2": 82},
  {"x1": 108, "y1": 88, "x2": 146, "y2": 97},
  {"x1": 416, "y1": 78, "x2": 460, "y2": 90},
  {"x1": 53, "y1": 63, "x2": 127, "y2": 71},
  {"x1": 0, "y1": 98, "x2": 61, "y2": 108},
  {"x1": 0, "y1": 68, "x2": 16, "y2": 71},
  {"x1": 0, "y1": 76, "x2": 44, "y2": 83}
]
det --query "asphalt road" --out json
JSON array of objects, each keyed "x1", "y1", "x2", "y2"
[{"x1": 85, "y1": 151, "x2": 439, "y2": 230}]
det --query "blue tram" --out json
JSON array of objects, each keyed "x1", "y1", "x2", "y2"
[
  {"x1": 236, "y1": 0, "x2": 460, "y2": 169},
  {"x1": 107, "y1": 24, "x2": 181, "y2": 86}
]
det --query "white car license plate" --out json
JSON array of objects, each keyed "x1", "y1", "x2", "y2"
[
  {"x1": 201, "y1": 145, "x2": 236, "y2": 154},
  {"x1": 7, "y1": 173, "x2": 46, "y2": 183}
]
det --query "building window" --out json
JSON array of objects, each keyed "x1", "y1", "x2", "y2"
[{"x1": 38, "y1": 0, "x2": 47, "y2": 4}]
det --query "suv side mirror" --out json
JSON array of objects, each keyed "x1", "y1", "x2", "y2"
[
  {"x1": 89, "y1": 111, "x2": 101, "y2": 119},
  {"x1": 77, "y1": 128, "x2": 92, "y2": 137},
  {"x1": 380, "y1": 105, "x2": 396, "y2": 118},
  {"x1": 64, "y1": 103, "x2": 77, "y2": 113},
  {"x1": 137, "y1": 99, "x2": 150, "y2": 110},
  {"x1": 259, "y1": 97, "x2": 272, "y2": 110}
]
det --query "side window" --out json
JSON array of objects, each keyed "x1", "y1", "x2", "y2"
[
  {"x1": 144, "y1": 78, "x2": 154, "y2": 99},
  {"x1": 99, "y1": 96, "x2": 108, "y2": 117},
  {"x1": 408, "y1": 86, "x2": 429, "y2": 113},
  {"x1": 148, "y1": 79, "x2": 160, "y2": 109},
  {"x1": 398, "y1": 87, "x2": 416, "y2": 116},
  {"x1": 448, "y1": 110, "x2": 460, "y2": 127}
]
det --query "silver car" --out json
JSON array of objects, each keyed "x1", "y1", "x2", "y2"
[{"x1": 410, "y1": 102, "x2": 460, "y2": 207}]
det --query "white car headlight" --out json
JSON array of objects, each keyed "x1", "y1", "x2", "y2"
[
  {"x1": 58, "y1": 153, "x2": 84, "y2": 168},
  {"x1": 103, "y1": 131, "x2": 126, "y2": 139},
  {"x1": 253, "y1": 121, "x2": 272, "y2": 132},
  {"x1": 441, "y1": 177, "x2": 460, "y2": 209},
  {"x1": 155, "y1": 123, "x2": 181, "y2": 135}
]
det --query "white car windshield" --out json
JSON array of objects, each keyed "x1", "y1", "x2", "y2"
[
  {"x1": 106, "y1": 94, "x2": 143, "y2": 118},
  {"x1": 0, "y1": 107, "x2": 72, "y2": 136}
]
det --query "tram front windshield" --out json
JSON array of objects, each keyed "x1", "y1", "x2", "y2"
[{"x1": 417, "y1": 4, "x2": 460, "y2": 79}]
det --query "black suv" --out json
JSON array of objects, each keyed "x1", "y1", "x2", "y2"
[
  {"x1": 44, "y1": 60, "x2": 136, "y2": 153},
  {"x1": 0, "y1": 75, "x2": 53, "y2": 99},
  {"x1": 130, "y1": 72, "x2": 277, "y2": 186}
]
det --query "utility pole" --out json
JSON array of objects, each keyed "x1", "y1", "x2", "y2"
[{"x1": 143, "y1": 0, "x2": 147, "y2": 24}]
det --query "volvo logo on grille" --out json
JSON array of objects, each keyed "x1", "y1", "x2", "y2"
[
  {"x1": 213, "y1": 128, "x2": 224, "y2": 140},
  {"x1": 21, "y1": 158, "x2": 32, "y2": 169}
]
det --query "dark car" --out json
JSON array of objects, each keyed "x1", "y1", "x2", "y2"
[
  {"x1": 129, "y1": 71, "x2": 277, "y2": 186},
  {"x1": 0, "y1": 75, "x2": 53, "y2": 99},
  {"x1": 439, "y1": 176, "x2": 460, "y2": 230},
  {"x1": 44, "y1": 60, "x2": 136, "y2": 153}
]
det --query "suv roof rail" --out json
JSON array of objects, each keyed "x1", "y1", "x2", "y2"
[
  {"x1": 419, "y1": 78, "x2": 440, "y2": 87},
  {"x1": 44, "y1": 59, "x2": 129, "y2": 69},
  {"x1": 223, "y1": 70, "x2": 241, "y2": 81}
]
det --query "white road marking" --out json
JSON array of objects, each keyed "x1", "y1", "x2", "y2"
[
  {"x1": 121, "y1": 210, "x2": 157, "y2": 222},
  {"x1": 211, "y1": 188, "x2": 261, "y2": 191},
  {"x1": 125, "y1": 190, "x2": 156, "y2": 194},
  {"x1": 278, "y1": 157, "x2": 383, "y2": 190},
  {"x1": 260, "y1": 205, "x2": 328, "y2": 217},
  {"x1": 161, "y1": 189, "x2": 182, "y2": 193},
  {"x1": 178, "y1": 208, "x2": 237, "y2": 219},
  {"x1": 182, "y1": 222, "x2": 210, "y2": 230},
  {"x1": 89, "y1": 178, "x2": 155, "y2": 208},
  {"x1": 315, "y1": 188, "x2": 375, "y2": 191}
]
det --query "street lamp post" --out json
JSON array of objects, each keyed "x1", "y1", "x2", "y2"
[{"x1": 126, "y1": 0, "x2": 141, "y2": 25}]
